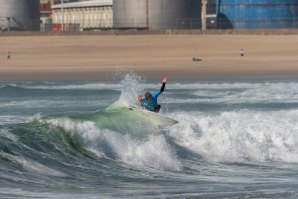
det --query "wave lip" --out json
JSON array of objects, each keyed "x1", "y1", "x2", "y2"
[{"x1": 47, "y1": 116, "x2": 180, "y2": 170}]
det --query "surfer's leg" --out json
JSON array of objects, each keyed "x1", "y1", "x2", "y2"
[{"x1": 155, "y1": 105, "x2": 161, "y2": 113}]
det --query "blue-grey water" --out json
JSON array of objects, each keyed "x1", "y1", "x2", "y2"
[{"x1": 1, "y1": 74, "x2": 298, "y2": 199}]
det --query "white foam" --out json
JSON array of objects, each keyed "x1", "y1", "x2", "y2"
[
  {"x1": 105, "y1": 133, "x2": 181, "y2": 170},
  {"x1": 169, "y1": 110, "x2": 298, "y2": 163},
  {"x1": 48, "y1": 117, "x2": 181, "y2": 170}
]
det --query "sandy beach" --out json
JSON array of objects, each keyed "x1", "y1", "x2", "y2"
[{"x1": 1, "y1": 34, "x2": 298, "y2": 79}]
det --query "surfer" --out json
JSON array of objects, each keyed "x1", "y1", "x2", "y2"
[{"x1": 138, "y1": 76, "x2": 168, "y2": 113}]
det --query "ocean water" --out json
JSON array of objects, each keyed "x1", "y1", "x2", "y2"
[{"x1": 1, "y1": 74, "x2": 298, "y2": 199}]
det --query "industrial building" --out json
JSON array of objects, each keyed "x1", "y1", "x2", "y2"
[
  {"x1": 113, "y1": 0, "x2": 201, "y2": 30},
  {"x1": 2, "y1": 0, "x2": 298, "y2": 32},
  {"x1": 40, "y1": 0, "x2": 52, "y2": 25},
  {"x1": 0, "y1": 0, "x2": 40, "y2": 31},
  {"x1": 217, "y1": 0, "x2": 298, "y2": 29},
  {"x1": 52, "y1": 0, "x2": 113, "y2": 31}
]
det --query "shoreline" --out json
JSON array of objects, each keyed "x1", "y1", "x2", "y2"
[{"x1": 1, "y1": 34, "x2": 298, "y2": 80}]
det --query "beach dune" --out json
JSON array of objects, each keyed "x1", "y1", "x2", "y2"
[{"x1": 1, "y1": 34, "x2": 298, "y2": 79}]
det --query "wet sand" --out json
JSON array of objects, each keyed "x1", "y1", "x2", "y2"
[{"x1": 1, "y1": 34, "x2": 298, "y2": 80}]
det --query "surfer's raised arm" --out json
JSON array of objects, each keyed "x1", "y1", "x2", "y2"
[{"x1": 160, "y1": 76, "x2": 168, "y2": 93}]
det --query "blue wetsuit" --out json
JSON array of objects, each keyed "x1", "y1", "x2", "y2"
[{"x1": 141, "y1": 83, "x2": 165, "y2": 112}]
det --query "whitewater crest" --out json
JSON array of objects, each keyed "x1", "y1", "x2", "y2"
[{"x1": 169, "y1": 110, "x2": 298, "y2": 163}]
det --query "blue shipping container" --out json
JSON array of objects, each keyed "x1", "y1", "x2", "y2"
[{"x1": 217, "y1": 0, "x2": 298, "y2": 29}]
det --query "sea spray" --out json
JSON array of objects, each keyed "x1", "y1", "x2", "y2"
[{"x1": 117, "y1": 73, "x2": 144, "y2": 107}]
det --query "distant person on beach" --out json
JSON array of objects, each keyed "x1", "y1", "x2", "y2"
[
  {"x1": 240, "y1": 49, "x2": 244, "y2": 57},
  {"x1": 7, "y1": 52, "x2": 11, "y2": 60}
]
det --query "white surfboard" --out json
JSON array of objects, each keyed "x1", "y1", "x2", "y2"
[{"x1": 128, "y1": 106, "x2": 178, "y2": 126}]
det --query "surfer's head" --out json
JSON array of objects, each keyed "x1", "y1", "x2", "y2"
[{"x1": 145, "y1": 92, "x2": 152, "y2": 99}]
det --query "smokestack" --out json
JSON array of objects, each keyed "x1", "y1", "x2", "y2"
[{"x1": 201, "y1": 0, "x2": 207, "y2": 31}]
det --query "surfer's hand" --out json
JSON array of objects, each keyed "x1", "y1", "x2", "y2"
[
  {"x1": 138, "y1": 95, "x2": 143, "y2": 101},
  {"x1": 162, "y1": 76, "x2": 168, "y2": 84}
]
